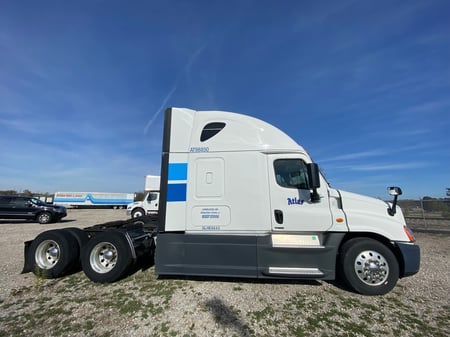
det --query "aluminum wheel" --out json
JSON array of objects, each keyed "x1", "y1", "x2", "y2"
[
  {"x1": 38, "y1": 212, "x2": 52, "y2": 224},
  {"x1": 35, "y1": 240, "x2": 60, "y2": 269},
  {"x1": 82, "y1": 231, "x2": 133, "y2": 283},
  {"x1": 89, "y1": 242, "x2": 118, "y2": 274},
  {"x1": 354, "y1": 250, "x2": 389, "y2": 286}
]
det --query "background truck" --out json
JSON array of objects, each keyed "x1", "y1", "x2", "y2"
[
  {"x1": 22, "y1": 107, "x2": 420, "y2": 295},
  {"x1": 54, "y1": 192, "x2": 134, "y2": 209},
  {"x1": 126, "y1": 175, "x2": 160, "y2": 218}
]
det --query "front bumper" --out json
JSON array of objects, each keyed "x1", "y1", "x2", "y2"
[
  {"x1": 55, "y1": 211, "x2": 67, "y2": 219},
  {"x1": 397, "y1": 242, "x2": 420, "y2": 277}
]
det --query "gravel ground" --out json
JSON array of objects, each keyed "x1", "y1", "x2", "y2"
[{"x1": 0, "y1": 209, "x2": 449, "y2": 337}]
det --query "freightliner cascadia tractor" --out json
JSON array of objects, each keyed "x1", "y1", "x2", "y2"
[{"x1": 22, "y1": 107, "x2": 420, "y2": 295}]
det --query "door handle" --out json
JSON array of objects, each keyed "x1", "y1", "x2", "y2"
[{"x1": 274, "y1": 209, "x2": 283, "y2": 224}]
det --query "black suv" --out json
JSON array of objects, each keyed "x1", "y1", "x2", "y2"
[{"x1": 0, "y1": 196, "x2": 67, "y2": 224}]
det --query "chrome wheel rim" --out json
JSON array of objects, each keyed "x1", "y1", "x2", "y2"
[
  {"x1": 133, "y1": 210, "x2": 143, "y2": 218},
  {"x1": 90, "y1": 242, "x2": 118, "y2": 274},
  {"x1": 354, "y1": 250, "x2": 389, "y2": 286},
  {"x1": 35, "y1": 240, "x2": 60, "y2": 269},
  {"x1": 39, "y1": 213, "x2": 50, "y2": 223}
]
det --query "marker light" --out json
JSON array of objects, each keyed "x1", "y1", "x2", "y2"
[{"x1": 403, "y1": 226, "x2": 416, "y2": 242}]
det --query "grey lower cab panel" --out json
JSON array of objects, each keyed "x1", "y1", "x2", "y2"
[
  {"x1": 155, "y1": 233, "x2": 345, "y2": 280},
  {"x1": 155, "y1": 233, "x2": 258, "y2": 277}
]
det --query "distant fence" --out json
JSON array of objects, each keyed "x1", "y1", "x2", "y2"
[{"x1": 399, "y1": 199, "x2": 450, "y2": 233}]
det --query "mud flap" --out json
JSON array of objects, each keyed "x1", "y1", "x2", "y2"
[{"x1": 22, "y1": 240, "x2": 34, "y2": 274}]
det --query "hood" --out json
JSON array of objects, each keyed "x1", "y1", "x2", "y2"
[
  {"x1": 128, "y1": 201, "x2": 144, "y2": 207},
  {"x1": 339, "y1": 190, "x2": 410, "y2": 242}
]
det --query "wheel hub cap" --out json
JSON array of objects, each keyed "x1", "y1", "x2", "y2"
[
  {"x1": 354, "y1": 250, "x2": 389, "y2": 286},
  {"x1": 48, "y1": 247, "x2": 59, "y2": 258},
  {"x1": 90, "y1": 242, "x2": 118, "y2": 274},
  {"x1": 35, "y1": 240, "x2": 60, "y2": 269},
  {"x1": 103, "y1": 250, "x2": 114, "y2": 260}
]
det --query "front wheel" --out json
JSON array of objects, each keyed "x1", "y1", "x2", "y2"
[
  {"x1": 339, "y1": 238, "x2": 399, "y2": 295},
  {"x1": 81, "y1": 231, "x2": 134, "y2": 283},
  {"x1": 131, "y1": 208, "x2": 145, "y2": 218}
]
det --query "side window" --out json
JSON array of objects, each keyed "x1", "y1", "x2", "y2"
[
  {"x1": 12, "y1": 197, "x2": 29, "y2": 206},
  {"x1": 147, "y1": 193, "x2": 158, "y2": 202},
  {"x1": 274, "y1": 159, "x2": 310, "y2": 190}
]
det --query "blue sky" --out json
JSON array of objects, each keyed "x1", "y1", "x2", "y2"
[{"x1": 0, "y1": 0, "x2": 449, "y2": 199}]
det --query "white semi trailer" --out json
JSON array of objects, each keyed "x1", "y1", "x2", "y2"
[
  {"x1": 22, "y1": 107, "x2": 420, "y2": 295},
  {"x1": 54, "y1": 192, "x2": 134, "y2": 209}
]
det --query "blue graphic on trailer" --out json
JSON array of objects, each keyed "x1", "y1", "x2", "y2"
[
  {"x1": 167, "y1": 163, "x2": 188, "y2": 202},
  {"x1": 54, "y1": 194, "x2": 133, "y2": 205}
]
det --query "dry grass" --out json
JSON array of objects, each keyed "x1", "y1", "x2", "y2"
[{"x1": 0, "y1": 210, "x2": 448, "y2": 336}]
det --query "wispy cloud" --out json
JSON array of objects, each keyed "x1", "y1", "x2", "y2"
[
  {"x1": 338, "y1": 162, "x2": 430, "y2": 172},
  {"x1": 0, "y1": 118, "x2": 44, "y2": 135},
  {"x1": 320, "y1": 150, "x2": 386, "y2": 163},
  {"x1": 402, "y1": 99, "x2": 450, "y2": 115},
  {"x1": 144, "y1": 44, "x2": 207, "y2": 134},
  {"x1": 143, "y1": 85, "x2": 177, "y2": 135}
]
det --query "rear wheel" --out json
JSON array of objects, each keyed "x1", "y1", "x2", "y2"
[
  {"x1": 63, "y1": 228, "x2": 90, "y2": 270},
  {"x1": 81, "y1": 231, "x2": 133, "y2": 283},
  {"x1": 64, "y1": 227, "x2": 89, "y2": 249},
  {"x1": 37, "y1": 212, "x2": 52, "y2": 224},
  {"x1": 339, "y1": 238, "x2": 399, "y2": 295},
  {"x1": 29, "y1": 230, "x2": 80, "y2": 278}
]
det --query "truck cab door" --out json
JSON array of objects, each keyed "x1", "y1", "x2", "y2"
[
  {"x1": 146, "y1": 192, "x2": 159, "y2": 213},
  {"x1": 268, "y1": 155, "x2": 333, "y2": 232}
]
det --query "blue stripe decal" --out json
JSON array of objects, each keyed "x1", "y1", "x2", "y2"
[
  {"x1": 167, "y1": 183, "x2": 187, "y2": 202},
  {"x1": 168, "y1": 163, "x2": 188, "y2": 181}
]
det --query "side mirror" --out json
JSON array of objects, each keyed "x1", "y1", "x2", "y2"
[
  {"x1": 307, "y1": 163, "x2": 321, "y2": 203},
  {"x1": 388, "y1": 186, "x2": 402, "y2": 196},
  {"x1": 387, "y1": 186, "x2": 402, "y2": 216}
]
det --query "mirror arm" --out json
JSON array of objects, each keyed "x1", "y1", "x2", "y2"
[
  {"x1": 387, "y1": 186, "x2": 402, "y2": 216},
  {"x1": 388, "y1": 195, "x2": 398, "y2": 216},
  {"x1": 310, "y1": 189, "x2": 321, "y2": 203}
]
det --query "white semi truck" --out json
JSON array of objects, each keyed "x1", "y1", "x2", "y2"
[
  {"x1": 126, "y1": 175, "x2": 160, "y2": 218},
  {"x1": 22, "y1": 107, "x2": 420, "y2": 295}
]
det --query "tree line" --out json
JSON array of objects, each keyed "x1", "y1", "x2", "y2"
[{"x1": 0, "y1": 190, "x2": 39, "y2": 197}]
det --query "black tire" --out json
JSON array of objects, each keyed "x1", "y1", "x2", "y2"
[
  {"x1": 37, "y1": 212, "x2": 52, "y2": 224},
  {"x1": 131, "y1": 208, "x2": 145, "y2": 218},
  {"x1": 339, "y1": 238, "x2": 399, "y2": 295},
  {"x1": 130, "y1": 215, "x2": 157, "y2": 229},
  {"x1": 81, "y1": 231, "x2": 134, "y2": 283},
  {"x1": 63, "y1": 228, "x2": 89, "y2": 249},
  {"x1": 62, "y1": 228, "x2": 90, "y2": 271},
  {"x1": 28, "y1": 230, "x2": 80, "y2": 278}
]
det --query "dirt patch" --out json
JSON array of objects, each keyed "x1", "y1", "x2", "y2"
[{"x1": 0, "y1": 210, "x2": 449, "y2": 336}]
